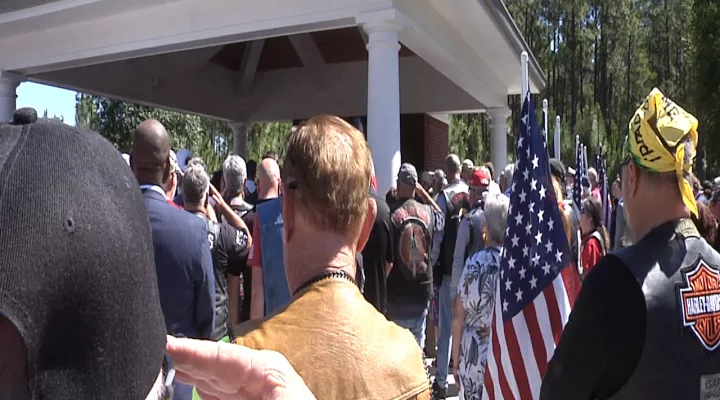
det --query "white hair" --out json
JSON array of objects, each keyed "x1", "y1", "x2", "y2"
[
  {"x1": 182, "y1": 166, "x2": 210, "y2": 204},
  {"x1": 503, "y1": 163, "x2": 515, "y2": 183},
  {"x1": 484, "y1": 193, "x2": 510, "y2": 244},
  {"x1": 588, "y1": 167, "x2": 598, "y2": 186},
  {"x1": 223, "y1": 155, "x2": 247, "y2": 196}
]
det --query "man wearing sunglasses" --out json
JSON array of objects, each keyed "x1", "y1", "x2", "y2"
[{"x1": 541, "y1": 89, "x2": 720, "y2": 400}]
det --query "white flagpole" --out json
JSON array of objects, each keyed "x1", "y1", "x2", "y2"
[
  {"x1": 521, "y1": 51, "x2": 529, "y2": 100},
  {"x1": 555, "y1": 116, "x2": 561, "y2": 160},
  {"x1": 542, "y1": 98, "x2": 549, "y2": 141}
]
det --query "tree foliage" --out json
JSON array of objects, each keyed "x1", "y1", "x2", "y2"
[
  {"x1": 450, "y1": 0, "x2": 715, "y2": 179},
  {"x1": 75, "y1": 94, "x2": 291, "y2": 172}
]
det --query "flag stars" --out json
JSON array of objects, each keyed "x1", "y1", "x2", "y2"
[
  {"x1": 519, "y1": 190, "x2": 527, "y2": 203},
  {"x1": 542, "y1": 263, "x2": 551, "y2": 275},
  {"x1": 531, "y1": 179, "x2": 538, "y2": 191},
  {"x1": 525, "y1": 223, "x2": 532, "y2": 235},
  {"x1": 503, "y1": 300, "x2": 509, "y2": 312},
  {"x1": 539, "y1": 185, "x2": 547, "y2": 199},
  {"x1": 548, "y1": 219, "x2": 555, "y2": 231},
  {"x1": 505, "y1": 279, "x2": 513, "y2": 292},
  {"x1": 522, "y1": 245, "x2": 530, "y2": 258},
  {"x1": 515, "y1": 288, "x2": 523, "y2": 302},
  {"x1": 538, "y1": 210, "x2": 545, "y2": 223},
  {"x1": 529, "y1": 202, "x2": 536, "y2": 214},
  {"x1": 555, "y1": 250, "x2": 563, "y2": 263},
  {"x1": 545, "y1": 240, "x2": 553, "y2": 253},
  {"x1": 529, "y1": 275, "x2": 538, "y2": 289},
  {"x1": 523, "y1": 168, "x2": 530, "y2": 181},
  {"x1": 518, "y1": 136, "x2": 524, "y2": 148},
  {"x1": 532, "y1": 155, "x2": 539, "y2": 169},
  {"x1": 515, "y1": 213, "x2": 523, "y2": 226},
  {"x1": 508, "y1": 257, "x2": 516, "y2": 269},
  {"x1": 532, "y1": 253, "x2": 541, "y2": 266},
  {"x1": 535, "y1": 231, "x2": 543, "y2": 244},
  {"x1": 511, "y1": 234, "x2": 520, "y2": 248},
  {"x1": 519, "y1": 266, "x2": 527, "y2": 279}
]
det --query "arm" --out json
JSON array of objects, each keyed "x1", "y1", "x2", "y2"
[
  {"x1": 210, "y1": 185, "x2": 253, "y2": 249},
  {"x1": 194, "y1": 227, "x2": 216, "y2": 339},
  {"x1": 540, "y1": 256, "x2": 646, "y2": 400},
  {"x1": 415, "y1": 183, "x2": 442, "y2": 212},
  {"x1": 248, "y1": 214, "x2": 265, "y2": 319},
  {"x1": 250, "y1": 269, "x2": 264, "y2": 320},
  {"x1": 451, "y1": 218, "x2": 470, "y2": 294},
  {"x1": 431, "y1": 193, "x2": 448, "y2": 266},
  {"x1": 451, "y1": 296, "x2": 465, "y2": 378}
]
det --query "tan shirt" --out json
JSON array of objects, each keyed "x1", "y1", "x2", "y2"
[{"x1": 234, "y1": 277, "x2": 431, "y2": 400}]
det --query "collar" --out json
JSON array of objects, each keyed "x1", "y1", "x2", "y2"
[{"x1": 140, "y1": 184, "x2": 167, "y2": 198}]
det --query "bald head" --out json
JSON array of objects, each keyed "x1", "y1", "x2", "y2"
[
  {"x1": 131, "y1": 120, "x2": 171, "y2": 186},
  {"x1": 257, "y1": 158, "x2": 281, "y2": 199},
  {"x1": 445, "y1": 154, "x2": 461, "y2": 178}
]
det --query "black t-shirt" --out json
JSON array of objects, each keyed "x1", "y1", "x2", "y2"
[
  {"x1": 540, "y1": 254, "x2": 646, "y2": 400},
  {"x1": 361, "y1": 193, "x2": 394, "y2": 313}
]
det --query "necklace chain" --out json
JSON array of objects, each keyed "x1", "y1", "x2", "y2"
[{"x1": 293, "y1": 270, "x2": 355, "y2": 296}]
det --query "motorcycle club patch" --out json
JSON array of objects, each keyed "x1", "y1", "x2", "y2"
[{"x1": 678, "y1": 258, "x2": 720, "y2": 352}]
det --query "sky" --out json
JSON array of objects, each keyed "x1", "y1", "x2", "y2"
[{"x1": 16, "y1": 82, "x2": 77, "y2": 124}]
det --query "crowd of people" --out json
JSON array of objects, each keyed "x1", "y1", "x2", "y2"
[{"x1": 0, "y1": 85, "x2": 718, "y2": 400}]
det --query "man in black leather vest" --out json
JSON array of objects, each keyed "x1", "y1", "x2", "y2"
[
  {"x1": 183, "y1": 165, "x2": 251, "y2": 342},
  {"x1": 541, "y1": 88, "x2": 720, "y2": 400}
]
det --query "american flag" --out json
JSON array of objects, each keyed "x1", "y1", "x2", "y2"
[
  {"x1": 482, "y1": 94, "x2": 580, "y2": 400},
  {"x1": 572, "y1": 138, "x2": 583, "y2": 208}
]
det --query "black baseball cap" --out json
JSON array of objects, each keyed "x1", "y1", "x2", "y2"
[{"x1": 0, "y1": 109, "x2": 166, "y2": 398}]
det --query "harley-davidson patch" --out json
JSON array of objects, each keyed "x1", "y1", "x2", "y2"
[{"x1": 678, "y1": 259, "x2": 720, "y2": 352}]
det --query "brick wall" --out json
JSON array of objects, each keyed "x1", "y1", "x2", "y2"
[{"x1": 423, "y1": 114, "x2": 448, "y2": 172}]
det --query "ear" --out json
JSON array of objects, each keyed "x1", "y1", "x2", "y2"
[
  {"x1": 162, "y1": 158, "x2": 171, "y2": 183},
  {"x1": 627, "y1": 162, "x2": 641, "y2": 198},
  {"x1": 356, "y1": 197, "x2": 377, "y2": 252},
  {"x1": 220, "y1": 176, "x2": 226, "y2": 192}
]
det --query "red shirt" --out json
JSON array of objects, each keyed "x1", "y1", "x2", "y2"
[
  {"x1": 581, "y1": 234, "x2": 603, "y2": 274},
  {"x1": 248, "y1": 213, "x2": 263, "y2": 268},
  {"x1": 167, "y1": 199, "x2": 183, "y2": 210}
]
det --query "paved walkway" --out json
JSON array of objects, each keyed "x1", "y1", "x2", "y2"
[{"x1": 426, "y1": 357, "x2": 459, "y2": 399}]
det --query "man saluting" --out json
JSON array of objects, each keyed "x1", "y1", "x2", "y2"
[{"x1": 541, "y1": 88, "x2": 720, "y2": 400}]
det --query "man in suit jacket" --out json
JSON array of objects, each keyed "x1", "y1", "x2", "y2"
[{"x1": 131, "y1": 120, "x2": 215, "y2": 400}]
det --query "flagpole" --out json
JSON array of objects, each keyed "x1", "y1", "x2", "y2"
[
  {"x1": 555, "y1": 116, "x2": 561, "y2": 160},
  {"x1": 542, "y1": 98, "x2": 548, "y2": 141},
  {"x1": 521, "y1": 51, "x2": 529, "y2": 100}
]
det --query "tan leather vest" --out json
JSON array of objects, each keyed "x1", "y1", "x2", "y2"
[{"x1": 234, "y1": 278, "x2": 431, "y2": 400}]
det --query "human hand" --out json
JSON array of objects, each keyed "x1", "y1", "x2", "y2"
[
  {"x1": 166, "y1": 336, "x2": 316, "y2": 400},
  {"x1": 209, "y1": 184, "x2": 228, "y2": 209}
]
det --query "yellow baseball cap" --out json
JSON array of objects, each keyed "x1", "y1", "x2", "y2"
[{"x1": 626, "y1": 88, "x2": 699, "y2": 216}]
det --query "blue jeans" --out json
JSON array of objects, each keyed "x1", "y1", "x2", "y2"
[
  {"x1": 393, "y1": 308, "x2": 428, "y2": 348},
  {"x1": 435, "y1": 275, "x2": 453, "y2": 388}
]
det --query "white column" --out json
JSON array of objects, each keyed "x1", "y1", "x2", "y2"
[
  {"x1": 0, "y1": 73, "x2": 21, "y2": 122},
  {"x1": 228, "y1": 121, "x2": 251, "y2": 159},
  {"x1": 489, "y1": 108, "x2": 511, "y2": 172},
  {"x1": 363, "y1": 19, "x2": 401, "y2": 194}
]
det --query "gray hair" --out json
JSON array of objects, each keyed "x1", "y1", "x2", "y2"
[
  {"x1": 484, "y1": 193, "x2": 510, "y2": 244},
  {"x1": 182, "y1": 165, "x2": 210, "y2": 205},
  {"x1": 223, "y1": 155, "x2": 247, "y2": 196},
  {"x1": 503, "y1": 163, "x2": 515, "y2": 183},
  {"x1": 186, "y1": 157, "x2": 206, "y2": 171},
  {"x1": 588, "y1": 168, "x2": 598, "y2": 186}
]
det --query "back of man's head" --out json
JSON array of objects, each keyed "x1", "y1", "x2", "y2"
[
  {"x1": 283, "y1": 115, "x2": 371, "y2": 238},
  {"x1": 0, "y1": 110, "x2": 166, "y2": 399},
  {"x1": 187, "y1": 156, "x2": 206, "y2": 171},
  {"x1": 131, "y1": 119, "x2": 171, "y2": 186},
  {"x1": 445, "y1": 154, "x2": 461, "y2": 177},
  {"x1": 257, "y1": 157, "x2": 281, "y2": 199},
  {"x1": 183, "y1": 165, "x2": 210, "y2": 205},
  {"x1": 223, "y1": 155, "x2": 247, "y2": 196}
]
